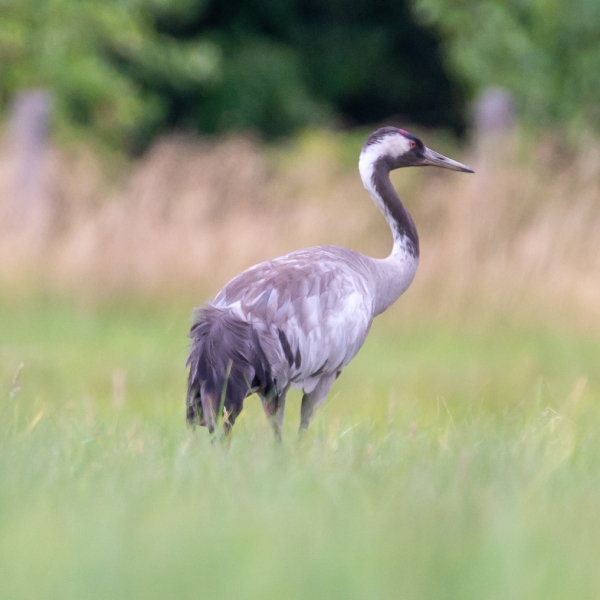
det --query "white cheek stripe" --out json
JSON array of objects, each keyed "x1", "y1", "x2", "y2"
[{"x1": 358, "y1": 135, "x2": 410, "y2": 209}]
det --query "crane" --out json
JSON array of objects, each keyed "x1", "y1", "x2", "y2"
[{"x1": 186, "y1": 127, "x2": 473, "y2": 438}]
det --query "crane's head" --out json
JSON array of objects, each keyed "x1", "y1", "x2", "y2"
[{"x1": 361, "y1": 126, "x2": 474, "y2": 173}]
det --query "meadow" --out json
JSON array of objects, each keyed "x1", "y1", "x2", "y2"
[
  {"x1": 1, "y1": 296, "x2": 600, "y2": 600},
  {"x1": 1, "y1": 128, "x2": 600, "y2": 599}
]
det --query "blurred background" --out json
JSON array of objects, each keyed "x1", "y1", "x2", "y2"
[
  {"x1": 3, "y1": 3, "x2": 600, "y2": 599},
  {"x1": 0, "y1": 0, "x2": 599, "y2": 326}
]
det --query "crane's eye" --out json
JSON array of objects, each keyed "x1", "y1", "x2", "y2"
[{"x1": 409, "y1": 141, "x2": 416, "y2": 149}]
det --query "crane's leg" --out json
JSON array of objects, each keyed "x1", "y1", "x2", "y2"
[
  {"x1": 260, "y1": 384, "x2": 290, "y2": 441},
  {"x1": 300, "y1": 374, "x2": 337, "y2": 433}
]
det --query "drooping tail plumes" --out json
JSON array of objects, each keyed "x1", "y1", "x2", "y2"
[{"x1": 186, "y1": 305, "x2": 273, "y2": 432}]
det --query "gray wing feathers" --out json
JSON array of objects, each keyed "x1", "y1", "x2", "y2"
[{"x1": 213, "y1": 246, "x2": 376, "y2": 393}]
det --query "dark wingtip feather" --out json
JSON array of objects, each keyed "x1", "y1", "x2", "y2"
[{"x1": 186, "y1": 305, "x2": 273, "y2": 429}]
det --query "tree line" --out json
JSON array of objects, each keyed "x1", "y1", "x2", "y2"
[{"x1": 1, "y1": 0, "x2": 596, "y2": 151}]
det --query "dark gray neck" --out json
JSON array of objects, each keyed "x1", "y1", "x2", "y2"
[{"x1": 372, "y1": 157, "x2": 420, "y2": 258}]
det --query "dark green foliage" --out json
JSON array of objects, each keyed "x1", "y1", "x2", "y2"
[
  {"x1": 169, "y1": 0, "x2": 466, "y2": 137},
  {"x1": 190, "y1": 38, "x2": 326, "y2": 137},
  {"x1": 415, "y1": 0, "x2": 600, "y2": 135},
  {"x1": 0, "y1": 0, "x2": 220, "y2": 149},
  {"x1": 0, "y1": 0, "x2": 464, "y2": 150},
  {"x1": 4, "y1": 0, "x2": 600, "y2": 147}
]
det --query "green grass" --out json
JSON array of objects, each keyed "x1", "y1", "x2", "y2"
[{"x1": 1, "y1": 298, "x2": 600, "y2": 600}]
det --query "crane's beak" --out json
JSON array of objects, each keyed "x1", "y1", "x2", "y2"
[{"x1": 421, "y1": 147, "x2": 474, "y2": 173}]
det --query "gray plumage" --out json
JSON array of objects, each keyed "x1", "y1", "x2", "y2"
[{"x1": 187, "y1": 127, "x2": 473, "y2": 438}]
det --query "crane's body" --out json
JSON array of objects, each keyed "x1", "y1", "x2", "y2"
[{"x1": 186, "y1": 127, "x2": 473, "y2": 437}]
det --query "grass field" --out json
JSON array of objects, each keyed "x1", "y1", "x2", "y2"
[{"x1": 2, "y1": 297, "x2": 600, "y2": 599}]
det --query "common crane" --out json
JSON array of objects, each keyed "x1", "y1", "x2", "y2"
[{"x1": 186, "y1": 127, "x2": 473, "y2": 438}]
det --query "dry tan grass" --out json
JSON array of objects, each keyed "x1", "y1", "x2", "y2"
[{"x1": 1, "y1": 127, "x2": 599, "y2": 328}]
